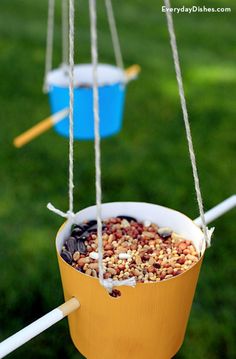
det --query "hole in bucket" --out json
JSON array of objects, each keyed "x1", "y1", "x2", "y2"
[{"x1": 109, "y1": 289, "x2": 121, "y2": 298}]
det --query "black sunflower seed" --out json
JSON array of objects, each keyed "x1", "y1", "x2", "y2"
[
  {"x1": 161, "y1": 233, "x2": 172, "y2": 239},
  {"x1": 71, "y1": 225, "x2": 84, "y2": 238},
  {"x1": 65, "y1": 237, "x2": 77, "y2": 254},
  {"x1": 78, "y1": 240, "x2": 87, "y2": 254},
  {"x1": 117, "y1": 215, "x2": 137, "y2": 222},
  {"x1": 157, "y1": 227, "x2": 173, "y2": 239},
  {"x1": 78, "y1": 232, "x2": 90, "y2": 241},
  {"x1": 81, "y1": 223, "x2": 90, "y2": 230},
  {"x1": 86, "y1": 220, "x2": 97, "y2": 227},
  {"x1": 61, "y1": 250, "x2": 73, "y2": 264},
  {"x1": 71, "y1": 224, "x2": 80, "y2": 230},
  {"x1": 87, "y1": 223, "x2": 106, "y2": 233},
  {"x1": 87, "y1": 224, "x2": 97, "y2": 232}
]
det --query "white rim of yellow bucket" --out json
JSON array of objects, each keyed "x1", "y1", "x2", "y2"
[{"x1": 55, "y1": 201, "x2": 205, "y2": 284}]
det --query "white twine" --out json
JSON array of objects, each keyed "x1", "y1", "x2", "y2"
[
  {"x1": 105, "y1": 0, "x2": 124, "y2": 70},
  {"x1": 43, "y1": 0, "x2": 55, "y2": 93},
  {"x1": 206, "y1": 227, "x2": 214, "y2": 247},
  {"x1": 103, "y1": 278, "x2": 136, "y2": 293},
  {"x1": 47, "y1": 203, "x2": 75, "y2": 220},
  {"x1": 89, "y1": 0, "x2": 103, "y2": 286},
  {"x1": 164, "y1": 0, "x2": 212, "y2": 250},
  {"x1": 47, "y1": 0, "x2": 75, "y2": 219},
  {"x1": 89, "y1": 0, "x2": 135, "y2": 292},
  {"x1": 68, "y1": 0, "x2": 75, "y2": 214},
  {"x1": 61, "y1": 0, "x2": 69, "y2": 66}
]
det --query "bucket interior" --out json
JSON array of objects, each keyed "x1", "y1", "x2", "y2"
[
  {"x1": 47, "y1": 64, "x2": 125, "y2": 88},
  {"x1": 56, "y1": 202, "x2": 204, "y2": 256}
]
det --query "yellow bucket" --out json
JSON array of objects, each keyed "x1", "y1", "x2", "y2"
[{"x1": 56, "y1": 202, "x2": 204, "y2": 359}]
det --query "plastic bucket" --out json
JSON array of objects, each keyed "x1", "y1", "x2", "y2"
[
  {"x1": 47, "y1": 64, "x2": 126, "y2": 140},
  {"x1": 56, "y1": 202, "x2": 205, "y2": 359}
]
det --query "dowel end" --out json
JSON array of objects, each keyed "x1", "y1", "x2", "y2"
[{"x1": 58, "y1": 298, "x2": 80, "y2": 317}]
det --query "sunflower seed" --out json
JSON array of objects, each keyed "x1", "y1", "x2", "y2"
[
  {"x1": 65, "y1": 237, "x2": 77, "y2": 254},
  {"x1": 117, "y1": 215, "x2": 137, "y2": 222},
  {"x1": 61, "y1": 250, "x2": 72, "y2": 264},
  {"x1": 78, "y1": 240, "x2": 87, "y2": 254},
  {"x1": 86, "y1": 220, "x2": 97, "y2": 227},
  {"x1": 158, "y1": 227, "x2": 173, "y2": 238}
]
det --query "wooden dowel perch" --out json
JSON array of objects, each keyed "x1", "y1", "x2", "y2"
[
  {"x1": 0, "y1": 298, "x2": 80, "y2": 358},
  {"x1": 124, "y1": 64, "x2": 141, "y2": 82},
  {"x1": 13, "y1": 108, "x2": 69, "y2": 148}
]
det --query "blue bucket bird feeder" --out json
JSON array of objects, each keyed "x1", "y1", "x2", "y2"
[
  {"x1": 47, "y1": 64, "x2": 126, "y2": 139},
  {"x1": 13, "y1": 0, "x2": 140, "y2": 147},
  {"x1": 13, "y1": 63, "x2": 140, "y2": 147}
]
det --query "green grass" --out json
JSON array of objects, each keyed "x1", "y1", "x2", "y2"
[{"x1": 0, "y1": 0, "x2": 235, "y2": 358}]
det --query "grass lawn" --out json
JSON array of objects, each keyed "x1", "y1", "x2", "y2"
[{"x1": 0, "y1": 0, "x2": 235, "y2": 358}]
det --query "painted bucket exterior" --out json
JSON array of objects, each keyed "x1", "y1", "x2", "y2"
[
  {"x1": 56, "y1": 202, "x2": 204, "y2": 359},
  {"x1": 47, "y1": 65, "x2": 126, "y2": 140}
]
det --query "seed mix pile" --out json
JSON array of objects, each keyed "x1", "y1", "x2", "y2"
[{"x1": 60, "y1": 216, "x2": 199, "y2": 284}]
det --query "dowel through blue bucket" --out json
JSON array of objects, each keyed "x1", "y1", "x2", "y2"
[{"x1": 47, "y1": 64, "x2": 126, "y2": 140}]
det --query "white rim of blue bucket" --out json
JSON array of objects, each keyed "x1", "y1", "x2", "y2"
[{"x1": 46, "y1": 64, "x2": 126, "y2": 88}]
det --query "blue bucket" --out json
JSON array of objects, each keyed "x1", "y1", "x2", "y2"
[{"x1": 47, "y1": 64, "x2": 126, "y2": 140}]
